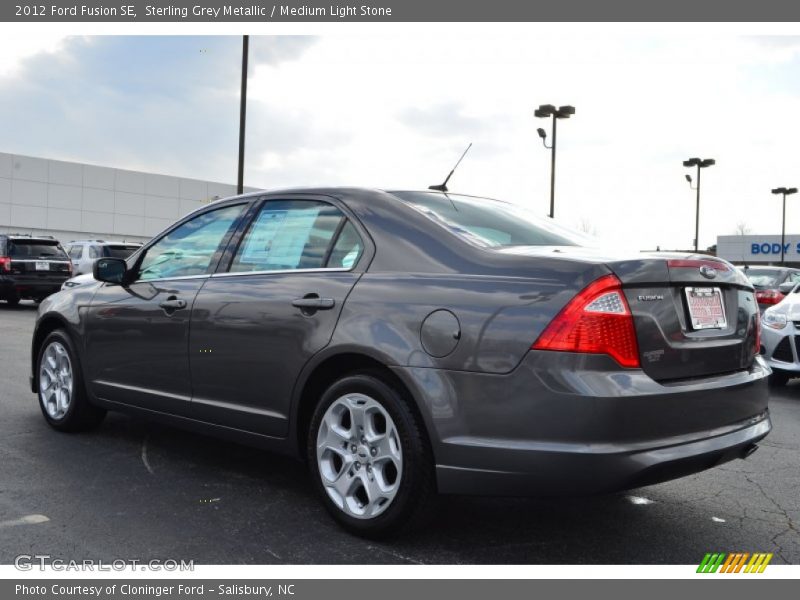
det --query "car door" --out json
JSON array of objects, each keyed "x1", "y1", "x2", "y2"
[
  {"x1": 188, "y1": 197, "x2": 369, "y2": 437},
  {"x1": 83, "y1": 202, "x2": 248, "y2": 416}
]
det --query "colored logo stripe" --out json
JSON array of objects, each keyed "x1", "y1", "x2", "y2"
[{"x1": 698, "y1": 552, "x2": 772, "y2": 573}]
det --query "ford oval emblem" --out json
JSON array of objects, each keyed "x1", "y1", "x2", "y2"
[{"x1": 700, "y1": 265, "x2": 717, "y2": 279}]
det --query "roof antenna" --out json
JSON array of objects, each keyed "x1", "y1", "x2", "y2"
[{"x1": 429, "y1": 143, "x2": 472, "y2": 192}]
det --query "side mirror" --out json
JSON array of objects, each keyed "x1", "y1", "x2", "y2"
[
  {"x1": 93, "y1": 257, "x2": 128, "y2": 284},
  {"x1": 778, "y1": 282, "x2": 797, "y2": 295}
]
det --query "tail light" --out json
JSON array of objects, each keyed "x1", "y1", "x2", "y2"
[
  {"x1": 755, "y1": 289, "x2": 784, "y2": 305},
  {"x1": 754, "y1": 310, "x2": 762, "y2": 355},
  {"x1": 532, "y1": 273, "x2": 640, "y2": 368},
  {"x1": 0, "y1": 256, "x2": 10, "y2": 272}
]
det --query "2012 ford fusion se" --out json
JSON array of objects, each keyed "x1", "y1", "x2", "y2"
[{"x1": 30, "y1": 188, "x2": 771, "y2": 537}]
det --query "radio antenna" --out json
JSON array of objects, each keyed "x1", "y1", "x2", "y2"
[{"x1": 429, "y1": 143, "x2": 472, "y2": 193}]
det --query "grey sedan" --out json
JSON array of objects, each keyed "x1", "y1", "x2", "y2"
[{"x1": 30, "y1": 188, "x2": 770, "y2": 537}]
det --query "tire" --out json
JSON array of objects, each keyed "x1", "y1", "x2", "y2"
[
  {"x1": 769, "y1": 371, "x2": 790, "y2": 387},
  {"x1": 36, "y1": 329, "x2": 106, "y2": 432},
  {"x1": 5, "y1": 296, "x2": 19, "y2": 306},
  {"x1": 307, "y1": 371, "x2": 435, "y2": 538}
]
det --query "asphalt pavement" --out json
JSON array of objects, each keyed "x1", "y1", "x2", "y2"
[{"x1": 1, "y1": 301, "x2": 798, "y2": 564}]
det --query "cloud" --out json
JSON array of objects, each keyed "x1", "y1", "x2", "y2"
[
  {"x1": 2, "y1": 33, "x2": 800, "y2": 251},
  {"x1": 398, "y1": 102, "x2": 489, "y2": 137},
  {"x1": 0, "y1": 36, "x2": 318, "y2": 183}
]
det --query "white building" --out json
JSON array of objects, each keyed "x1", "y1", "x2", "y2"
[
  {"x1": 717, "y1": 234, "x2": 800, "y2": 265},
  {"x1": 0, "y1": 151, "x2": 256, "y2": 245}
]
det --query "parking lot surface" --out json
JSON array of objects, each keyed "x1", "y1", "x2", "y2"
[{"x1": 1, "y1": 302, "x2": 798, "y2": 564}]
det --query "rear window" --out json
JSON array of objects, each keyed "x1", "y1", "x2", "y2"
[
  {"x1": 104, "y1": 245, "x2": 140, "y2": 259},
  {"x1": 8, "y1": 240, "x2": 68, "y2": 259},
  {"x1": 745, "y1": 269, "x2": 781, "y2": 287},
  {"x1": 391, "y1": 191, "x2": 584, "y2": 248}
]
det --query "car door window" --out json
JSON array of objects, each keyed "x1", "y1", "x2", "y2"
[
  {"x1": 137, "y1": 204, "x2": 245, "y2": 281},
  {"x1": 229, "y1": 201, "x2": 347, "y2": 273},
  {"x1": 68, "y1": 245, "x2": 83, "y2": 259},
  {"x1": 88, "y1": 245, "x2": 101, "y2": 259},
  {"x1": 789, "y1": 272, "x2": 800, "y2": 283}
]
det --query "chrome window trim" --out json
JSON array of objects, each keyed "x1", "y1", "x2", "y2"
[
  {"x1": 211, "y1": 267, "x2": 352, "y2": 278},
  {"x1": 129, "y1": 274, "x2": 213, "y2": 284}
]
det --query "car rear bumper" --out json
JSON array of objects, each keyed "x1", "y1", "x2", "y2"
[
  {"x1": 434, "y1": 413, "x2": 770, "y2": 495},
  {"x1": 0, "y1": 276, "x2": 69, "y2": 299},
  {"x1": 392, "y1": 351, "x2": 771, "y2": 496}
]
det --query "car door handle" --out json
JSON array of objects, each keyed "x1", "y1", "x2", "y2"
[
  {"x1": 291, "y1": 296, "x2": 335, "y2": 310},
  {"x1": 159, "y1": 297, "x2": 187, "y2": 311}
]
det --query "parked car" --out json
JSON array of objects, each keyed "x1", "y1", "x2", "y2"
[
  {"x1": 740, "y1": 265, "x2": 800, "y2": 311},
  {"x1": 30, "y1": 188, "x2": 770, "y2": 537},
  {"x1": 65, "y1": 240, "x2": 142, "y2": 275},
  {"x1": 0, "y1": 234, "x2": 72, "y2": 305},
  {"x1": 760, "y1": 281, "x2": 800, "y2": 386}
]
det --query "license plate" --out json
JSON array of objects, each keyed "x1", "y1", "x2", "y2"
[
  {"x1": 685, "y1": 287, "x2": 727, "y2": 329},
  {"x1": 35, "y1": 261, "x2": 50, "y2": 271}
]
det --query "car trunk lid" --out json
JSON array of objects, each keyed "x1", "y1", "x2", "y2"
[
  {"x1": 609, "y1": 256, "x2": 759, "y2": 381},
  {"x1": 498, "y1": 247, "x2": 759, "y2": 381}
]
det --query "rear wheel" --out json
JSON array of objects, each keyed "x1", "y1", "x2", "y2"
[
  {"x1": 769, "y1": 371, "x2": 790, "y2": 387},
  {"x1": 37, "y1": 330, "x2": 106, "y2": 431},
  {"x1": 307, "y1": 372, "x2": 435, "y2": 538},
  {"x1": 5, "y1": 295, "x2": 20, "y2": 306}
]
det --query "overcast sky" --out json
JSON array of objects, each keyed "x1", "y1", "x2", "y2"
[{"x1": 1, "y1": 33, "x2": 799, "y2": 251}]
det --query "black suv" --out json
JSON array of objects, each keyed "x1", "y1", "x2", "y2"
[{"x1": 0, "y1": 234, "x2": 72, "y2": 305}]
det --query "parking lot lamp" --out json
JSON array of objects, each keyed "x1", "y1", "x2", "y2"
[
  {"x1": 683, "y1": 157, "x2": 715, "y2": 252},
  {"x1": 771, "y1": 187, "x2": 799, "y2": 265},
  {"x1": 535, "y1": 104, "x2": 575, "y2": 219},
  {"x1": 237, "y1": 35, "x2": 249, "y2": 195}
]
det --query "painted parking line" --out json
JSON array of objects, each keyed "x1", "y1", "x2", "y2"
[{"x1": 0, "y1": 514, "x2": 50, "y2": 529}]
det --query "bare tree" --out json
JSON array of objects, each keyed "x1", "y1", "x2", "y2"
[
  {"x1": 734, "y1": 222, "x2": 752, "y2": 236},
  {"x1": 578, "y1": 218, "x2": 598, "y2": 236}
]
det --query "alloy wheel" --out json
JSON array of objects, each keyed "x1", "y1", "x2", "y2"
[
  {"x1": 39, "y1": 341, "x2": 74, "y2": 420},
  {"x1": 316, "y1": 393, "x2": 403, "y2": 519}
]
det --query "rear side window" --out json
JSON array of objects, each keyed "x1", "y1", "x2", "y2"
[
  {"x1": 328, "y1": 221, "x2": 363, "y2": 269},
  {"x1": 229, "y1": 200, "x2": 347, "y2": 273},
  {"x1": 391, "y1": 191, "x2": 584, "y2": 248},
  {"x1": 8, "y1": 240, "x2": 68, "y2": 259}
]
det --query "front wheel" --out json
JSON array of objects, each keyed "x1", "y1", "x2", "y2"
[
  {"x1": 307, "y1": 372, "x2": 435, "y2": 538},
  {"x1": 37, "y1": 330, "x2": 106, "y2": 431}
]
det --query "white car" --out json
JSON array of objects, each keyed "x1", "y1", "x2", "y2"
[
  {"x1": 760, "y1": 282, "x2": 800, "y2": 385},
  {"x1": 65, "y1": 240, "x2": 142, "y2": 275}
]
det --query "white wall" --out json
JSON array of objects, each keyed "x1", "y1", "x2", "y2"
[{"x1": 0, "y1": 152, "x2": 256, "y2": 245}]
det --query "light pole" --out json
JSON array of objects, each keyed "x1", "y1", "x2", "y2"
[
  {"x1": 237, "y1": 35, "x2": 249, "y2": 195},
  {"x1": 535, "y1": 104, "x2": 575, "y2": 219},
  {"x1": 771, "y1": 187, "x2": 798, "y2": 265},
  {"x1": 683, "y1": 157, "x2": 715, "y2": 252}
]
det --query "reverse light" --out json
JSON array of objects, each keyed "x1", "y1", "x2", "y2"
[
  {"x1": 532, "y1": 273, "x2": 640, "y2": 368},
  {"x1": 754, "y1": 310, "x2": 762, "y2": 355}
]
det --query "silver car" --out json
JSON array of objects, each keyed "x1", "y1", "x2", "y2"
[{"x1": 760, "y1": 281, "x2": 800, "y2": 386}]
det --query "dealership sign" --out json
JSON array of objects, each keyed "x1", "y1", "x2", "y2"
[
  {"x1": 717, "y1": 234, "x2": 800, "y2": 263},
  {"x1": 750, "y1": 242, "x2": 800, "y2": 255}
]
